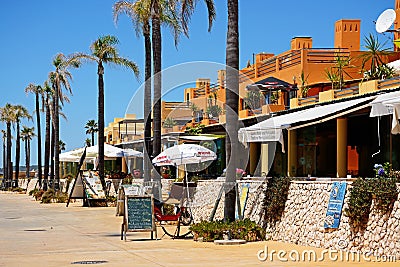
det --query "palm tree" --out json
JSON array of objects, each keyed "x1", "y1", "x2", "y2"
[
  {"x1": 114, "y1": 0, "x2": 153, "y2": 182},
  {"x1": 47, "y1": 78, "x2": 69, "y2": 187},
  {"x1": 180, "y1": 0, "x2": 216, "y2": 36},
  {"x1": 73, "y1": 35, "x2": 139, "y2": 193},
  {"x1": 50, "y1": 53, "x2": 80, "y2": 190},
  {"x1": 148, "y1": 0, "x2": 215, "y2": 181},
  {"x1": 325, "y1": 52, "x2": 352, "y2": 90},
  {"x1": 151, "y1": 0, "x2": 188, "y2": 181},
  {"x1": 114, "y1": 0, "x2": 183, "y2": 182},
  {"x1": 224, "y1": 0, "x2": 239, "y2": 222},
  {"x1": 360, "y1": 34, "x2": 392, "y2": 80},
  {"x1": 85, "y1": 138, "x2": 92, "y2": 147},
  {"x1": 0, "y1": 103, "x2": 16, "y2": 188},
  {"x1": 85, "y1": 119, "x2": 98, "y2": 146},
  {"x1": 25, "y1": 84, "x2": 43, "y2": 188},
  {"x1": 21, "y1": 126, "x2": 35, "y2": 179},
  {"x1": 13, "y1": 105, "x2": 32, "y2": 187},
  {"x1": 41, "y1": 81, "x2": 53, "y2": 190},
  {"x1": 58, "y1": 140, "x2": 66, "y2": 154}
]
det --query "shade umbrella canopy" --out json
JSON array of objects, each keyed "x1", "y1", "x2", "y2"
[
  {"x1": 59, "y1": 149, "x2": 96, "y2": 162},
  {"x1": 69, "y1": 144, "x2": 143, "y2": 158},
  {"x1": 59, "y1": 149, "x2": 85, "y2": 162},
  {"x1": 121, "y1": 148, "x2": 143, "y2": 158},
  {"x1": 246, "y1": 76, "x2": 296, "y2": 92},
  {"x1": 152, "y1": 144, "x2": 216, "y2": 167},
  {"x1": 59, "y1": 151, "x2": 82, "y2": 162},
  {"x1": 370, "y1": 91, "x2": 400, "y2": 118},
  {"x1": 370, "y1": 91, "x2": 400, "y2": 134},
  {"x1": 86, "y1": 144, "x2": 123, "y2": 157}
]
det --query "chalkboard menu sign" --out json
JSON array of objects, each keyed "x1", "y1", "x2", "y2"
[{"x1": 122, "y1": 195, "x2": 156, "y2": 240}]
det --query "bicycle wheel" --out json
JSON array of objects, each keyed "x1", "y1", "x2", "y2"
[
  {"x1": 180, "y1": 208, "x2": 193, "y2": 226},
  {"x1": 160, "y1": 221, "x2": 192, "y2": 239}
]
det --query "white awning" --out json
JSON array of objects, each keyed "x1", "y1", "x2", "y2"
[
  {"x1": 238, "y1": 96, "x2": 375, "y2": 146},
  {"x1": 370, "y1": 91, "x2": 400, "y2": 118}
]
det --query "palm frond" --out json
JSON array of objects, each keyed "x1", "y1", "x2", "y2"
[{"x1": 112, "y1": 57, "x2": 140, "y2": 79}]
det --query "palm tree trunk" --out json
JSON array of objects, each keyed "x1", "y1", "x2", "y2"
[
  {"x1": 143, "y1": 22, "x2": 152, "y2": 182},
  {"x1": 44, "y1": 100, "x2": 51, "y2": 191},
  {"x1": 152, "y1": 0, "x2": 162, "y2": 183},
  {"x1": 224, "y1": 0, "x2": 239, "y2": 222},
  {"x1": 2, "y1": 135, "x2": 6, "y2": 186},
  {"x1": 54, "y1": 82, "x2": 60, "y2": 190},
  {"x1": 25, "y1": 138, "x2": 30, "y2": 179},
  {"x1": 14, "y1": 122, "x2": 21, "y2": 188},
  {"x1": 6, "y1": 122, "x2": 12, "y2": 188},
  {"x1": 97, "y1": 62, "x2": 107, "y2": 193},
  {"x1": 91, "y1": 132, "x2": 94, "y2": 146},
  {"x1": 35, "y1": 92, "x2": 42, "y2": 188},
  {"x1": 50, "y1": 123, "x2": 55, "y2": 184}
]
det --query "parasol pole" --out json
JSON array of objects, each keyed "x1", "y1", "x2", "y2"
[{"x1": 184, "y1": 164, "x2": 191, "y2": 208}]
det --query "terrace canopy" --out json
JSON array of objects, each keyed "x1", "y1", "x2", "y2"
[
  {"x1": 246, "y1": 77, "x2": 296, "y2": 92},
  {"x1": 246, "y1": 77, "x2": 298, "y2": 107},
  {"x1": 238, "y1": 96, "x2": 375, "y2": 149}
]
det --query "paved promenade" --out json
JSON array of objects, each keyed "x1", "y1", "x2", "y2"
[{"x1": 0, "y1": 193, "x2": 398, "y2": 267}]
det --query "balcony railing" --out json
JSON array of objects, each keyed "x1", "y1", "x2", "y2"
[
  {"x1": 378, "y1": 76, "x2": 400, "y2": 90},
  {"x1": 278, "y1": 50, "x2": 301, "y2": 70},
  {"x1": 306, "y1": 48, "x2": 349, "y2": 64},
  {"x1": 239, "y1": 48, "x2": 348, "y2": 83},
  {"x1": 298, "y1": 95, "x2": 319, "y2": 106},
  {"x1": 334, "y1": 86, "x2": 359, "y2": 98},
  {"x1": 164, "y1": 102, "x2": 190, "y2": 109}
]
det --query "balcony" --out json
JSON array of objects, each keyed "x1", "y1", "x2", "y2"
[
  {"x1": 239, "y1": 48, "x2": 349, "y2": 83},
  {"x1": 290, "y1": 76, "x2": 400, "y2": 108}
]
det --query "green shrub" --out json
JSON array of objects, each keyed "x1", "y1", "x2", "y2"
[
  {"x1": 31, "y1": 189, "x2": 45, "y2": 201},
  {"x1": 41, "y1": 189, "x2": 55, "y2": 203},
  {"x1": 54, "y1": 192, "x2": 69, "y2": 203},
  {"x1": 344, "y1": 178, "x2": 372, "y2": 229},
  {"x1": 12, "y1": 187, "x2": 25, "y2": 193},
  {"x1": 344, "y1": 178, "x2": 398, "y2": 230},
  {"x1": 190, "y1": 219, "x2": 265, "y2": 242},
  {"x1": 263, "y1": 177, "x2": 291, "y2": 225},
  {"x1": 371, "y1": 178, "x2": 398, "y2": 215},
  {"x1": 29, "y1": 188, "x2": 38, "y2": 196}
]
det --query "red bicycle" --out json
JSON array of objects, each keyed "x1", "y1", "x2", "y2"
[{"x1": 153, "y1": 182, "x2": 195, "y2": 238}]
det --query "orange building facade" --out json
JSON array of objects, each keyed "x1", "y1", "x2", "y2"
[
  {"x1": 166, "y1": 17, "x2": 400, "y2": 131},
  {"x1": 106, "y1": 0, "x2": 400, "y2": 178}
]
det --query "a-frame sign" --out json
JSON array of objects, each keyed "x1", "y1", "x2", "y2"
[{"x1": 66, "y1": 148, "x2": 88, "y2": 207}]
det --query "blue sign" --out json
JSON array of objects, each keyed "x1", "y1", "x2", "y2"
[{"x1": 324, "y1": 182, "x2": 347, "y2": 229}]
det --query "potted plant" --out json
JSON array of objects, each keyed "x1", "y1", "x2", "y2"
[{"x1": 161, "y1": 167, "x2": 171, "y2": 179}]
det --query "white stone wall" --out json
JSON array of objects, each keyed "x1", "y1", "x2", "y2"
[
  {"x1": 264, "y1": 181, "x2": 400, "y2": 259},
  {"x1": 190, "y1": 179, "x2": 266, "y2": 223}
]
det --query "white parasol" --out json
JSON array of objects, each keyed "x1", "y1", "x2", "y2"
[
  {"x1": 152, "y1": 143, "x2": 216, "y2": 167},
  {"x1": 69, "y1": 144, "x2": 143, "y2": 158},
  {"x1": 152, "y1": 143, "x2": 217, "y2": 205}
]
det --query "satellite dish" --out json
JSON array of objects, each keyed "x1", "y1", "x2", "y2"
[{"x1": 376, "y1": 9, "x2": 396, "y2": 33}]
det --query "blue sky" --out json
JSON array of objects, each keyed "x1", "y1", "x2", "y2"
[{"x1": 0, "y1": 0, "x2": 395, "y2": 166}]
